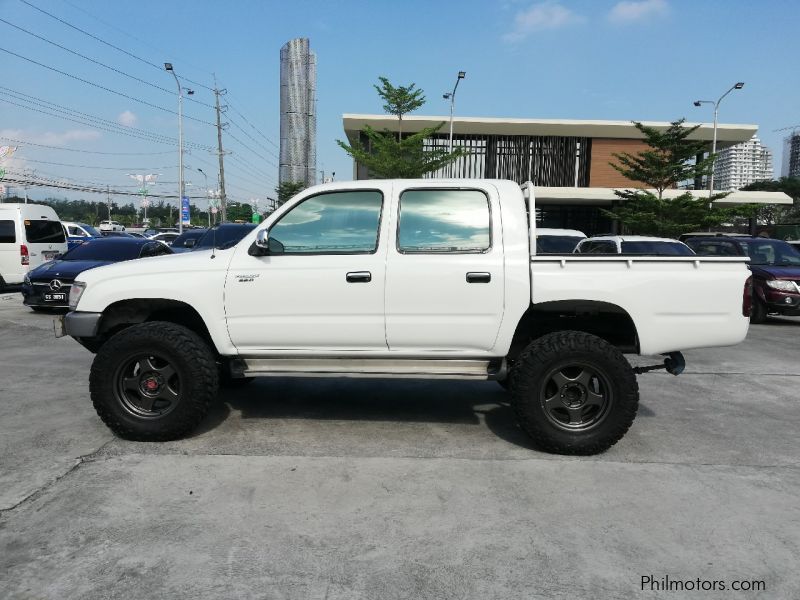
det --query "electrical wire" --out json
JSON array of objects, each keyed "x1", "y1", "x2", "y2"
[
  {"x1": 16, "y1": 158, "x2": 177, "y2": 171},
  {"x1": 0, "y1": 137, "x2": 174, "y2": 155},
  {"x1": 0, "y1": 17, "x2": 214, "y2": 109},
  {"x1": 225, "y1": 94, "x2": 280, "y2": 150},
  {"x1": 0, "y1": 46, "x2": 215, "y2": 126}
]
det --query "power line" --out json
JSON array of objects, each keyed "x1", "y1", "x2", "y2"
[
  {"x1": 0, "y1": 89, "x2": 215, "y2": 151},
  {"x1": 225, "y1": 94, "x2": 280, "y2": 150},
  {"x1": 226, "y1": 131, "x2": 278, "y2": 169},
  {"x1": 16, "y1": 158, "x2": 177, "y2": 171},
  {"x1": 0, "y1": 136, "x2": 175, "y2": 155},
  {"x1": 226, "y1": 153, "x2": 278, "y2": 186},
  {"x1": 227, "y1": 115, "x2": 280, "y2": 161},
  {"x1": 0, "y1": 46, "x2": 215, "y2": 126},
  {"x1": 0, "y1": 17, "x2": 214, "y2": 109},
  {"x1": 3, "y1": 175, "x2": 206, "y2": 199}
]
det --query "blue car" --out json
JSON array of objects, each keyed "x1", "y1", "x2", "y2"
[
  {"x1": 22, "y1": 237, "x2": 173, "y2": 311},
  {"x1": 62, "y1": 222, "x2": 102, "y2": 251}
]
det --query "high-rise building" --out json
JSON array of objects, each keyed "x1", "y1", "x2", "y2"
[
  {"x1": 781, "y1": 132, "x2": 800, "y2": 179},
  {"x1": 712, "y1": 135, "x2": 773, "y2": 190},
  {"x1": 279, "y1": 38, "x2": 316, "y2": 186}
]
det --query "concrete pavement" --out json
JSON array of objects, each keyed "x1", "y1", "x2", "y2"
[{"x1": 1, "y1": 292, "x2": 798, "y2": 599}]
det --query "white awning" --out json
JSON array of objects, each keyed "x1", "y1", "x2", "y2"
[{"x1": 533, "y1": 187, "x2": 792, "y2": 206}]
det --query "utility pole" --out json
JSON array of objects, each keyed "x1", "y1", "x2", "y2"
[
  {"x1": 106, "y1": 185, "x2": 112, "y2": 220},
  {"x1": 213, "y1": 75, "x2": 228, "y2": 223}
]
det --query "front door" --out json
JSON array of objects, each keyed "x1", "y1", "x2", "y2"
[
  {"x1": 385, "y1": 186, "x2": 505, "y2": 353},
  {"x1": 224, "y1": 188, "x2": 388, "y2": 353}
]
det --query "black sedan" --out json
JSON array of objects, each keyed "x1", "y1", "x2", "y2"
[{"x1": 22, "y1": 237, "x2": 173, "y2": 311}]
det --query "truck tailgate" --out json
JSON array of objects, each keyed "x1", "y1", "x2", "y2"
[{"x1": 530, "y1": 256, "x2": 750, "y2": 355}]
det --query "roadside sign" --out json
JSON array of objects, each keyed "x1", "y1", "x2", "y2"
[
  {"x1": 181, "y1": 196, "x2": 190, "y2": 225},
  {"x1": 251, "y1": 213, "x2": 261, "y2": 224},
  {"x1": 210, "y1": 207, "x2": 218, "y2": 214}
]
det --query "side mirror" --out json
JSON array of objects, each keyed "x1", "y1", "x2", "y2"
[
  {"x1": 184, "y1": 238, "x2": 196, "y2": 248},
  {"x1": 255, "y1": 229, "x2": 270, "y2": 250}
]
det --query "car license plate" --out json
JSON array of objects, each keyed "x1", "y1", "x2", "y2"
[
  {"x1": 43, "y1": 251, "x2": 58, "y2": 260},
  {"x1": 44, "y1": 293, "x2": 66, "y2": 302}
]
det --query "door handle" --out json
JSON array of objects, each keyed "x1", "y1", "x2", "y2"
[
  {"x1": 466, "y1": 272, "x2": 491, "y2": 283},
  {"x1": 346, "y1": 271, "x2": 372, "y2": 283}
]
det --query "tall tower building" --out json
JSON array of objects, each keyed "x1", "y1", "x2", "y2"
[
  {"x1": 781, "y1": 132, "x2": 800, "y2": 179},
  {"x1": 279, "y1": 38, "x2": 317, "y2": 186},
  {"x1": 713, "y1": 135, "x2": 773, "y2": 190}
]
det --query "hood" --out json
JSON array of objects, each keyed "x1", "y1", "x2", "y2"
[
  {"x1": 29, "y1": 259, "x2": 112, "y2": 282},
  {"x1": 750, "y1": 264, "x2": 800, "y2": 280}
]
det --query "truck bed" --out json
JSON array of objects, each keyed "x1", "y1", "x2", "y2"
[{"x1": 530, "y1": 255, "x2": 750, "y2": 355}]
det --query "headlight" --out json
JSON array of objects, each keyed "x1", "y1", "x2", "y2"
[
  {"x1": 23, "y1": 273, "x2": 31, "y2": 285},
  {"x1": 765, "y1": 279, "x2": 797, "y2": 292},
  {"x1": 68, "y1": 281, "x2": 86, "y2": 310}
]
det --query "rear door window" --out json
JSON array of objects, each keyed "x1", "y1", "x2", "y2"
[
  {"x1": 578, "y1": 241, "x2": 617, "y2": 254},
  {"x1": 24, "y1": 220, "x2": 66, "y2": 244},
  {"x1": 0, "y1": 220, "x2": 15, "y2": 243}
]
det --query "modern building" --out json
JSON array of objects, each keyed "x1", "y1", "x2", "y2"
[
  {"x1": 781, "y1": 132, "x2": 800, "y2": 179},
  {"x1": 342, "y1": 114, "x2": 790, "y2": 234},
  {"x1": 279, "y1": 38, "x2": 316, "y2": 186},
  {"x1": 712, "y1": 135, "x2": 773, "y2": 190}
]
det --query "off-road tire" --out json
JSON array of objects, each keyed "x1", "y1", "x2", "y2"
[
  {"x1": 750, "y1": 297, "x2": 768, "y2": 324},
  {"x1": 89, "y1": 321, "x2": 219, "y2": 441},
  {"x1": 510, "y1": 330, "x2": 639, "y2": 455}
]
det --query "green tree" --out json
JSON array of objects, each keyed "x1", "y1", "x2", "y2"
[
  {"x1": 602, "y1": 119, "x2": 739, "y2": 237},
  {"x1": 374, "y1": 76, "x2": 425, "y2": 140},
  {"x1": 275, "y1": 181, "x2": 306, "y2": 205}
]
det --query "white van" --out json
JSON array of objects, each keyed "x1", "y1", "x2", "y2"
[{"x1": 0, "y1": 203, "x2": 68, "y2": 288}]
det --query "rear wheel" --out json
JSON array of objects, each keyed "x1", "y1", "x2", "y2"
[
  {"x1": 89, "y1": 321, "x2": 219, "y2": 441},
  {"x1": 510, "y1": 331, "x2": 639, "y2": 455}
]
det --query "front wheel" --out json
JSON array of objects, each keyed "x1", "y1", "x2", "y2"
[
  {"x1": 510, "y1": 331, "x2": 639, "y2": 455},
  {"x1": 750, "y1": 297, "x2": 768, "y2": 324},
  {"x1": 89, "y1": 321, "x2": 219, "y2": 441}
]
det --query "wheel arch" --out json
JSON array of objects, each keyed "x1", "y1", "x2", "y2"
[{"x1": 506, "y1": 300, "x2": 640, "y2": 360}]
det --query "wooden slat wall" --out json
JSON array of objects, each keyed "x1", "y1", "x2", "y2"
[{"x1": 589, "y1": 138, "x2": 650, "y2": 188}]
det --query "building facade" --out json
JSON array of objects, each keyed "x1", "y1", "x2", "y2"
[
  {"x1": 342, "y1": 114, "x2": 774, "y2": 234},
  {"x1": 712, "y1": 135, "x2": 773, "y2": 190},
  {"x1": 279, "y1": 38, "x2": 316, "y2": 186},
  {"x1": 781, "y1": 132, "x2": 800, "y2": 178}
]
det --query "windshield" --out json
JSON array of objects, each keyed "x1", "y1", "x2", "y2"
[
  {"x1": 620, "y1": 241, "x2": 694, "y2": 256},
  {"x1": 685, "y1": 239, "x2": 744, "y2": 256},
  {"x1": 171, "y1": 230, "x2": 206, "y2": 247},
  {"x1": 194, "y1": 224, "x2": 256, "y2": 250},
  {"x1": 536, "y1": 235, "x2": 584, "y2": 254},
  {"x1": 78, "y1": 224, "x2": 101, "y2": 237},
  {"x1": 743, "y1": 240, "x2": 800, "y2": 266},
  {"x1": 25, "y1": 220, "x2": 66, "y2": 244},
  {"x1": 61, "y1": 240, "x2": 142, "y2": 261}
]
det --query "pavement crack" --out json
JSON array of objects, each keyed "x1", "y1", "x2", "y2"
[{"x1": 0, "y1": 439, "x2": 114, "y2": 517}]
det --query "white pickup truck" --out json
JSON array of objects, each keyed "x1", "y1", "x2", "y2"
[{"x1": 61, "y1": 180, "x2": 752, "y2": 454}]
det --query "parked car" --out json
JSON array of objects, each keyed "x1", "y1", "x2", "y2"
[
  {"x1": 61, "y1": 179, "x2": 751, "y2": 455},
  {"x1": 149, "y1": 232, "x2": 180, "y2": 246},
  {"x1": 62, "y1": 221, "x2": 102, "y2": 251},
  {"x1": 22, "y1": 237, "x2": 173, "y2": 311},
  {"x1": 170, "y1": 228, "x2": 208, "y2": 253},
  {"x1": 786, "y1": 240, "x2": 800, "y2": 253},
  {"x1": 678, "y1": 232, "x2": 750, "y2": 242},
  {"x1": 100, "y1": 230, "x2": 134, "y2": 238},
  {"x1": 0, "y1": 203, "x2": 68, "y2": 290},
  {"x1": 98, "y1": 220, "x2": 125, "y2": 232},
  {"x1": 192, "y1": 223, "x2": 256, "y2": 250},
  {"x1": 575, "y1": 235, "x2": 695, "y2": 255},
  {"x1": 126, "y1": 232, "x2": 147, "y2": 239},
  {"x1": 535, "y1": 228, "x2": 586, "y2": 254},
  {"x1": 684, "y1": 236, "x2": 800, "y2": 323}
]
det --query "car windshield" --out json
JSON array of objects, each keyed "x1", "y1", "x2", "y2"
[
  {"x1": 194, "y1": 224, "x2": 256, "y2": 250},
  {"x1": 25, "y1": 220, "x2": 66, "y2": 244},
  {"x1": 743, "y1": 240, "x2": 800, "y2": 266},
  {"x1": 80, "y1": 224, "x2": 102, "y2": 237},
  {"x1": 61, "y1": 240, "x2": 142, "y2": 261},
  {"x1": 536, "y1": 235, "x2": 584, "y2": 254},
  {"x1": 620, "y1": 241, "x2": 694, "y2": 256},
  {"x1": 171, "y1": 230, "x2": 206, "y2": 247},
  {"x1": 685, "y1": 239, "x2": 743, "y2": 256}
]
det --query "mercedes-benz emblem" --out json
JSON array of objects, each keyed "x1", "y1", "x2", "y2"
[{"x1": 49, "y1": 279, "x2": 63, "y2": 291}]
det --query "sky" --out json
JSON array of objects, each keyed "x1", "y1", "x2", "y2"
[{"x1": 1, "y1": 0, "x2": 798, "y2": 208}]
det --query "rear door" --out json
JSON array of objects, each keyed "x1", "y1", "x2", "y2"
[
  {"x1": 384, "y1": 185, "x2": 505, "y2": 353},
  {"x1": 0, "y1": 215, "x2": 19, "y2": 284},
  {"x1": 22, "y1": 210, "x2": 67, "y2": 268}
]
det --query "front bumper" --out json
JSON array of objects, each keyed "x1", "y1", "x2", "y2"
[
  {"x1": 63, "y1": 311, "x2": 102, "y2": 337},
  {"x1": 763, "y1": 289, "x2": 800, "y2": 314},
  {"x1": 22, "y1": 281, "x2": 72, "y2": 308}
]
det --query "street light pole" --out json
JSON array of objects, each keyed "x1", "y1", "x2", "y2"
[
  {"x1": 443, "y1": 71, "x2": 466, "y2": 156},
  {"x1": 693, "y1": 82, "x2": 744, "y2": 194},
  {"x1": 165, "y1": 63, "x2": 193, "y2": 233}
]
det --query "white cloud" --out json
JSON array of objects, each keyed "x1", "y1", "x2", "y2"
[
  {"x1": 503, "y1": 2, "x2": 584, "y2": 42},
  {"x1": 117, "y1": 110, "x2": 138, "y2": 127},
  {"x1": 608, "y1": 0, "x2": 669, "y2": 24}
]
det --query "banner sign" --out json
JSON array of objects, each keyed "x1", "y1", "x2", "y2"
[{"x1": 181, "y1": 196, "x2": 191, "y2": 225}]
